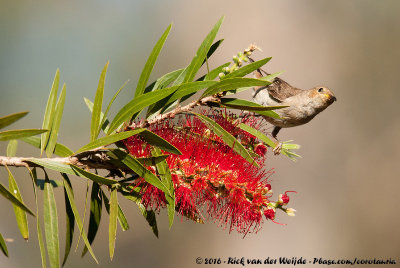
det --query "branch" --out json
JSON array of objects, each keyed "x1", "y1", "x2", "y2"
[
  {"x1": 0, "y1": 154, "x2": 118, "y2": 170},
  {"x1": 128, "y1": 96, "x2": 219, "y2": 129}
]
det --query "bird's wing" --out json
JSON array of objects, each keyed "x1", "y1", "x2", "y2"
[{"x1": 253, "y1": 66, "x2": 303, "y2": 102}]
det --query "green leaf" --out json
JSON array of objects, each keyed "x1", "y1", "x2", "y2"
[
  {"x1": 201, "y1": 77, "x2": 271, "y2": 98},
  {"x1": 0, "y1": 233, "x2": 8, "y2": 257},
  {"x1": 121, "y1": 191, "x2": 158, "y2": 237},
  {"x1": 223, "y1": 57, "x2": 272, "y2": 79},
  {"x1": 41, "y1": 69, "x2": 60, "y2": 154},
  {"x1": 82, "y1": 182, "x2": 102, "y2": 257},
  {"x1": 183, "y1": 17, "x2": 224, "y2": 83},
  {"x1": 139, "y1": 130, "x2": 182, "y2": 155},
  {"x1": 0, "y1": 111, "x2": 28, "y2": 130},
  {"x1": 202, "y1": 39, "x2": 224, "y2": 65},
  {"x1": 107, "y1": 86, "x2": 178, "y2": 134},
  {"x1": 135, "y1": 24, "x2": 172, "y2": 98},
  {"x1": 46, "y1": 83, "x2": 66, "y2": 157},
  {"x1": 5, "y1": 166, "x2": 29, "y2": 240},
  {"x1": 149, "y1": 68, "x2": 184, "y2": 93},
  {"x1": 101, "y1": 190, "x2": 130, "y2": 232},
  {"x1": 28, "y1": 159, "x2": 118, "y2": 185},
  {"x1": 91, "y1": 62, "x2": 109, "y2": 141},
  {"x1": 192, "y1": 113, "x2": 258, "y2": 167},
  {"x1": 108, "y1": 149, "x2": 168, "y2": 192},
  {"x1": 62, "y1": 176, "x2": 99, "y2": 264},
  {"x1": 226, "y1": 71, "x2": 284, "y2": 95},
  {"x1": 0, "y1": 182, "x2": 35, "y2": 216},
  {"x1": 151, "y1": 147, "x2": 174, "y2": 228},
  {"x1": 43, "y1": 174, "x2": 60, "y2": 268},
  {"x1": 109, "y1": 187, "x2": 118, "y2": 260},
  {"x1": 204, "y1": 62, "x2": 230, "y2": 81},
  {"x1": 101, "y1": 80, "x2": 129, "y2": 130},
  {"x1": 29, "y1": 168, "x2": 46, "y2": 268},
  {"x1": 84, "y1": 98, "x2": 111, "y2": 133},
  {"x1": 220, "y1": 98, "x2": 286, "y2": 119},
  {"x1": 0, "y1": 129, "x2": 47, "y2": 141},
  {"x1": 7, "y1": 140, "x2": 18, "y2": 157},
  {"x1": 136, "y1": 155, "x2": 169, "y2": 166},
  {"x1": 21, "y1": 136, "x2": 73, "y2": 157},
  {"x1": 61, "y1": 174, "x2": 74, "y2": 267},
  {"x1": 147, "y1": 81, "x2": 217, "y2": 115},
  {"x1": 75, "y1": 129, "x2": 145, "y2": 154},
  {"x1": 70, "y1": 165, "x2": 118, "y2": 185},
  {"x1": 238, "y1": 123, "x2": 301, "y2": 160}
]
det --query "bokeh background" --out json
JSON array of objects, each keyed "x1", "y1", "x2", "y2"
[{"x1": 1, "y1": 0, "x2": 399, "y2": 267}]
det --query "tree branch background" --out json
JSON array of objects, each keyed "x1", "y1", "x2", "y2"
[{"x1": 1, "y1": 0, "x2": 400, "y2": 267}]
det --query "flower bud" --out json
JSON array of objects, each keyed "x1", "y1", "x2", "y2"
[
  {"x1": 264, "y1": 208, "x2": 275, "y2": 220},
  {"x1": 286, "y1": 208, "x2": 296, "y2": 217}
]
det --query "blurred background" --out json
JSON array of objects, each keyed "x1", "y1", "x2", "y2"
[{"x1": 1, "y1": 0, "x2": 399, "y2": 267}]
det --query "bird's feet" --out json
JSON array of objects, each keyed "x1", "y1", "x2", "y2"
[{"x1": 273, "y1": 142, "x2": 282, "y2": 155}]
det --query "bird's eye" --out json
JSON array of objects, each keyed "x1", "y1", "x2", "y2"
[{"x1": 318, "y1": 87, "x2": 324, "y2": 93}]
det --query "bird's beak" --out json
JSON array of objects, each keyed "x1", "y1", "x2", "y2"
[
  {"x1": 332, "y1": 96, "x2": 337, "y2": 102},
  {"x1": 324, "y1": 93, "x2": 337, "y2": 102}
]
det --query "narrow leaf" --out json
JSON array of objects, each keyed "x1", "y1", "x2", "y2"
[
  {"x1": 62, "y1": 174, "x2": 74, "y2": 266},
  {"x1": 107, "y1": 86, "x2": 178, "y2": 134},
  {"x1": 43, "y1": 174, "x2": 60, "y2": 268},
  {"x1": 101, "y1": 80, "x2": 129, "y2": 129},
  {"x1": 139, "y1": 130, "x2": 181, "y2": 155},
  {"x1": 101, "y1": 190, "x2": 130, "y2": 232},
  {"x1": 91, "y1": 62, "x2": 109, "y2": 141},
  {"x1": 148, "y1": 68, "x2": 184, "y2": 93},
  {"x1": 223, "y1": 57, "x2": 272, "y2": 79},
  {"x1": 75, "y1": 129, "x2": 145, "y2": 154},
  {"x1": 109, "y1": 188, "x2": 118, "y2": 260},
  {"x1": 5, "y1": 166, "x2": 29, "y2": 240},
  {"x1": 201, "y1": 77, "x2": 271, "y2": 98},
  {"x1": 29, "y1": 168, "x2": 46, "y2": 268},
  {"x1": 0, "y1": 233, "x2": 8, "y2": 257},
  {"x1": 0, "y1": 182, "x2": 35, "y2": 216},
  {"x1": 62, "y1": 176, "x2": 99, "y2": 264},
  {"x1": 41, "y1": 69, "x2": 60, "y2": 154},
  {"x1": 0, "y1": 129, "x2": 47, "y2": 141},
  {"x1": 220, "y1": 98, "x2": 285, "y2": 119},
  {"x1": 151, "y1": 147, "x2": 174, "y2": 228},
  {"x1": 192, "y1": 113, "x2": 258, "y2": 167},
  {"x1": 136, "y1": 155, "x2": 169, "y2": 166},
  {"x1": 84, "y1": 98, "x2": 111, "y2": 133},
  {"x1": 0, "y1": 111, "x2": 28, "y2": 130},
  {"x1": 7, "y1": 140, "x2": 18, "y2": 157},
  {"x1": 21, "y1": 136, "x2": 73, "y2": 157},
  {"x1": 204, "y1": 62, "x2": 230, "y2": 81},
  {"x1": 108, "y1": 149, "x2": 168, "y2": 192},
  {"x1": 147, "y1": 81, "x2": 217, "y2": 115},
  {"x1": 70, "y1": 165, "x2": 118, "y2": 185},
  {"x1": 238, "y1": 123, "x2": 301, "y2": 160},
  {"x1": 28, "y1": 159, "x2": 118, "y2": 185},
  {"x1": 121, "y1": 191, "x2": 158, "y2": 237},
  {"x1": 183, "y1": 17, "x2": 224, "y2": 83},
  {"x1": 81, "y1": 182, "x2": 102, "y2": 257},
  {"x1": 46, "y1": 83, "x2": 66, "y2": 157},
  {"x1": 202, "y1": 39, "x2": 224, "y2": 65},
  {"x1": 135, "y1": 24, "x2": 172, "y2": 98}
]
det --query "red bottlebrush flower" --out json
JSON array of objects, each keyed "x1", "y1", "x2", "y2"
[
  {"x1": 264, "y1": 208, "x2": 275, "y2": 220},
  {"x1": 254, "y1": 143, "x2": 267, "y2": 156},
  {"x1": 123, "y1": 110, "x2": 296, "y2": 234}
]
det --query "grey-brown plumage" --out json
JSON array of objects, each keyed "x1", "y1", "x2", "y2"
[{"x1": 252, "y1": 68, "x2": 336, "y2": 138}]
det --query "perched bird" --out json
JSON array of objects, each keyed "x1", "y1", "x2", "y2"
[{"x1": 252, "y1": 64, "x2": 336, "y2": 151}]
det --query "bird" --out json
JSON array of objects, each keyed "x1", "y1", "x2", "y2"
[{"x1": 251, "y1": 62, "x2": 336, "y2": 153}]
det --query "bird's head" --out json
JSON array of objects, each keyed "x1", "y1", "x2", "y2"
[{"x1": 308, "y1": 86, "x2": 337, "y2": 108}]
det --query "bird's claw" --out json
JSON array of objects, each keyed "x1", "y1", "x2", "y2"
[{"x1": 273, "y1": 142, "x2": 282, "y2": 155}]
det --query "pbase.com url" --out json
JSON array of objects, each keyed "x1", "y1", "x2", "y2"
[{"x1": 195, "y1": 257, "x2": 397, "y2": 266}]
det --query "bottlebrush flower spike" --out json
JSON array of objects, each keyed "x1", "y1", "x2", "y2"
[{"x1": 123, "y1": 110, "x2": 296, "y2": 234}]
